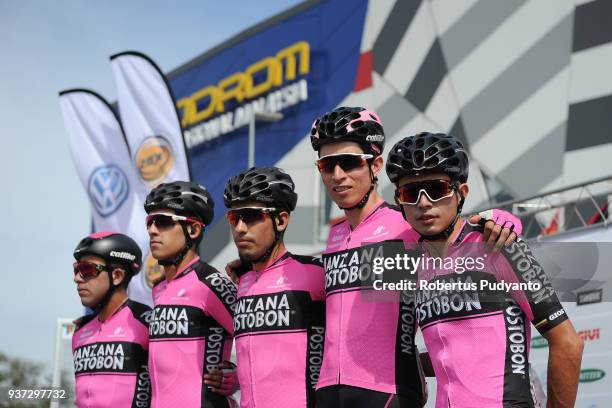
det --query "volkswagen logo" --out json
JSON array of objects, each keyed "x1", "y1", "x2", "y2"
[{"x1": 87, "y1": 164, "x2": 130, "y2": 217}]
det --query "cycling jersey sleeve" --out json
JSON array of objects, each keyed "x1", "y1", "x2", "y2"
[
  {"x1": 132, "y1": 362, "x2": 151, "y2": 408},
  {"x1": 198, "y1": 264, "x2": 238, "y2": 335},
  {"x1": 126, "y1": 301, "x2": 152, "y2": 408},
  {"x1": 495, "y1": 238, "x2": 568, "y2": 334}
]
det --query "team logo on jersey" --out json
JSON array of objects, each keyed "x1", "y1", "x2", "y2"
[
  {"x1": 398, "y1": 290, "x2": 417, "y2": 356},
  {"x1": 373, "y1": 225, "x2": 386, "y2": 235},
  {"x1": 234, "y1": 291, "x2": 311, "y2": 335},
  {"x1": 503, "y1": 240, "x2": 555, "y2": 304},
  {"x1": 149, "y1": 305, "x2": 204, "y2": 338},
  {"x1": 306, "y1": 325, "x2": 325, "y2": 387},
  {"x1": 109, "y1": 326, "x2": 126, "y2": 338},
  {"x1": 323, "y1": 241, "x2": 405, "y2": 294},
  {"x1": 87, "y1": 164, "x2": 129, "y2": 217},
  {"x1": 415, "y1": 272, "x2": 502, "y2": 327},
  {"x1": 135, "y1": 135, "x2": 174, "y2": 184},
  {"x1": 202, "y1": 272, "x2": 238, "y2": 313},
  {"x1": 504, "y1": 303, "x2": 528, "y2": 375},
  {"x1": 73, "y1": 343, "x2": 125, "y2": 373},
  {"x1": 204, "y1": 326, "x2": 225, "y2": 373},
  {"x1": 73, "y1": 342, "x2": 145, "y2": 374}
]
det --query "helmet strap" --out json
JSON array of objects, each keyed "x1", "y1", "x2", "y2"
[
  {"x1": 157, "y1": 222, "x2": 195, "y2": 267},
  {"x1": 338, "y1": 165, "x2": 378, "y2": 211},
  {"x1": 419, "y1": 189, "x2": 465, "y2": 242},
  {"x1": 252, "y1": 212, "x2": 282, "y2": 264},
  {"x1": 92, "y1": 270, "x2": 118, "y2": 313}
]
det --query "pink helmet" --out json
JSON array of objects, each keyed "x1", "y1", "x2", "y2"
[{"x1": 309, "y1": 106, "x2": 385, "y2": 155}]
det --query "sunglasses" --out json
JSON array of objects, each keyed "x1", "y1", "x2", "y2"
[
  {"x1": 315, "y1": 153, "x2": 373, "y2": 174},
  {"x1": 226, "y1": 207, "x2": 277, "y2": 227},
  {"x1": 73, "y1": 261, "x2": 107, "y2": 281},
  {"x1": 146, "y1": 212, "x2": 203, "y2": 229},
  {"x1": 396, "y1": 180, "x2": 457, "y2": 205}
]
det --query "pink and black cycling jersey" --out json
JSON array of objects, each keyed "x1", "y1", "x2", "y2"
[
  {"x1": 318, "y1": 200, "x2": 426, "y2": 402},
  {"x1": 415, "y1": 221, "x2": 568, "y2": 408},
  {"x1": 235, "y1": 251, "x2": 325, "y2": 408},
  {"x1": 148, "y1": 256, "x2": 237, "y2": 408},
  {"x1": 72, "y1": 299, "x2": 151, "y2": 408}
]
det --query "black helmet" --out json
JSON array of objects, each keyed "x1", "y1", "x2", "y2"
[
  {"x1": 310, "y1": 106, "x2": 385, "y2": 155},
  {"x1": 74, "y1": 232, "x2": 142, "y2": 277},
  {"x1": 386, "y1": 132, "x2": 469, "y2": 185},
  {"x1": 224, "y1": 167, "x2": 297, "y2": 212},
  {"x1": 144, "y1": 181, "x2": 214, "y2": 225}
]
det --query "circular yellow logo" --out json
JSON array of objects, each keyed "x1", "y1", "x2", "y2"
[
  {"x1": 135, "y1": 136, "x2": 174, "y2": 183},
  {"x1": 144, "y1": 253, "x2": 165, "y2": 288}
]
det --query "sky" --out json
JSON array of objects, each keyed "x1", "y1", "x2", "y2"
[{"x1": 0, "y1": 0, "x2": 301, "y2": 372}]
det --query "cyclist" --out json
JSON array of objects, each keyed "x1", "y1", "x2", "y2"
[
  {"x1": 72, "y1": 232, "x2": 151, "y2": 408},
  {"x1": 386, "y1": 132, "x2": 584, "y2": 407},
  {"x1": 210, "y1": 166, "x2": 325, "y2": 407},
  {"x1": 309, "y1": 106, "x2": 521, "y2": 407},
  {"x1": 145, "y1": 181, "x2": 237, "y2": 408}
]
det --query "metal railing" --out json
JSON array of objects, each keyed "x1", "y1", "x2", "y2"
[{"x1": 474, "y1": 175, "x2": 612, "y2": 240}]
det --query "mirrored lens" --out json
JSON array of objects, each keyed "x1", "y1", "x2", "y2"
[
  {"x1": 398, "y1": 180, "x2": 454, "y2": 204},
  {"x1": 317, "y1": 155, "x2": 366, "y2": 173},
  {"x1": 226, "y1": 209, "x2": 268, "y2": 226},
  {"x1": 73, "y1": 262, "x2": 104, "y2": 280},
  {"x1": 146, "y1": 214, "x2": 177, "y2": 229}
]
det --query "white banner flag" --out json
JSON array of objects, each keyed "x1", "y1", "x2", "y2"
[
  {"x1": 110, "y1": 51, "x2": 191, "y2": 188},
  {"x1": 110, "y1": 51, "x2": 192, "y2": 303},
  {"x1": 59, "y1": 89, "x2": 153, "y2": 306}
]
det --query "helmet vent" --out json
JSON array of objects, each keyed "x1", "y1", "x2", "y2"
[
  {"x1": 425, "y1": 146, "x2": 438, "y2": 157},
  {"x1": 414, "y1": 151, "x2": 424, "y2": 165}
]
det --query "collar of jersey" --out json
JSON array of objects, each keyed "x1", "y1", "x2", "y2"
[
  {"x1": 348, "y1": 199, "x2": 386, "y2": 232},
  {"x1": 258, "y1": 250, "x2": 291, "y2": 275},
  {"x1": 450, "y1": 219, "x2": 471, "y2": 246},
  {"x1": 172, "y1": 256, "x2": 201, "y2": 281},
  {"x1": 98, "y1": 298, "x2": 129, "y2": 324}
]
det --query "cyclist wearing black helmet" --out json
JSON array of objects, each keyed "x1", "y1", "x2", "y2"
[
  {"x1": 386, "y1": 133, "x2": 583, "y2": 408},
  {"x1": 72, "y1": 232, "x2": 152, "y2": 408},
  {"x1": 309, "y1": 107, "x2": 522, "y2": 407},
  {"x1": 214, "y1": 167, "x2": 325, "y2": 407},
  {"x1": 144, "y1": 181, "x2": 238, "y2": 408}
]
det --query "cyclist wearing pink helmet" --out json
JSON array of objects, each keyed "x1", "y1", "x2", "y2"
[{"x1": 310, "y1": 107, "x2": 521, "y2": 407}]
